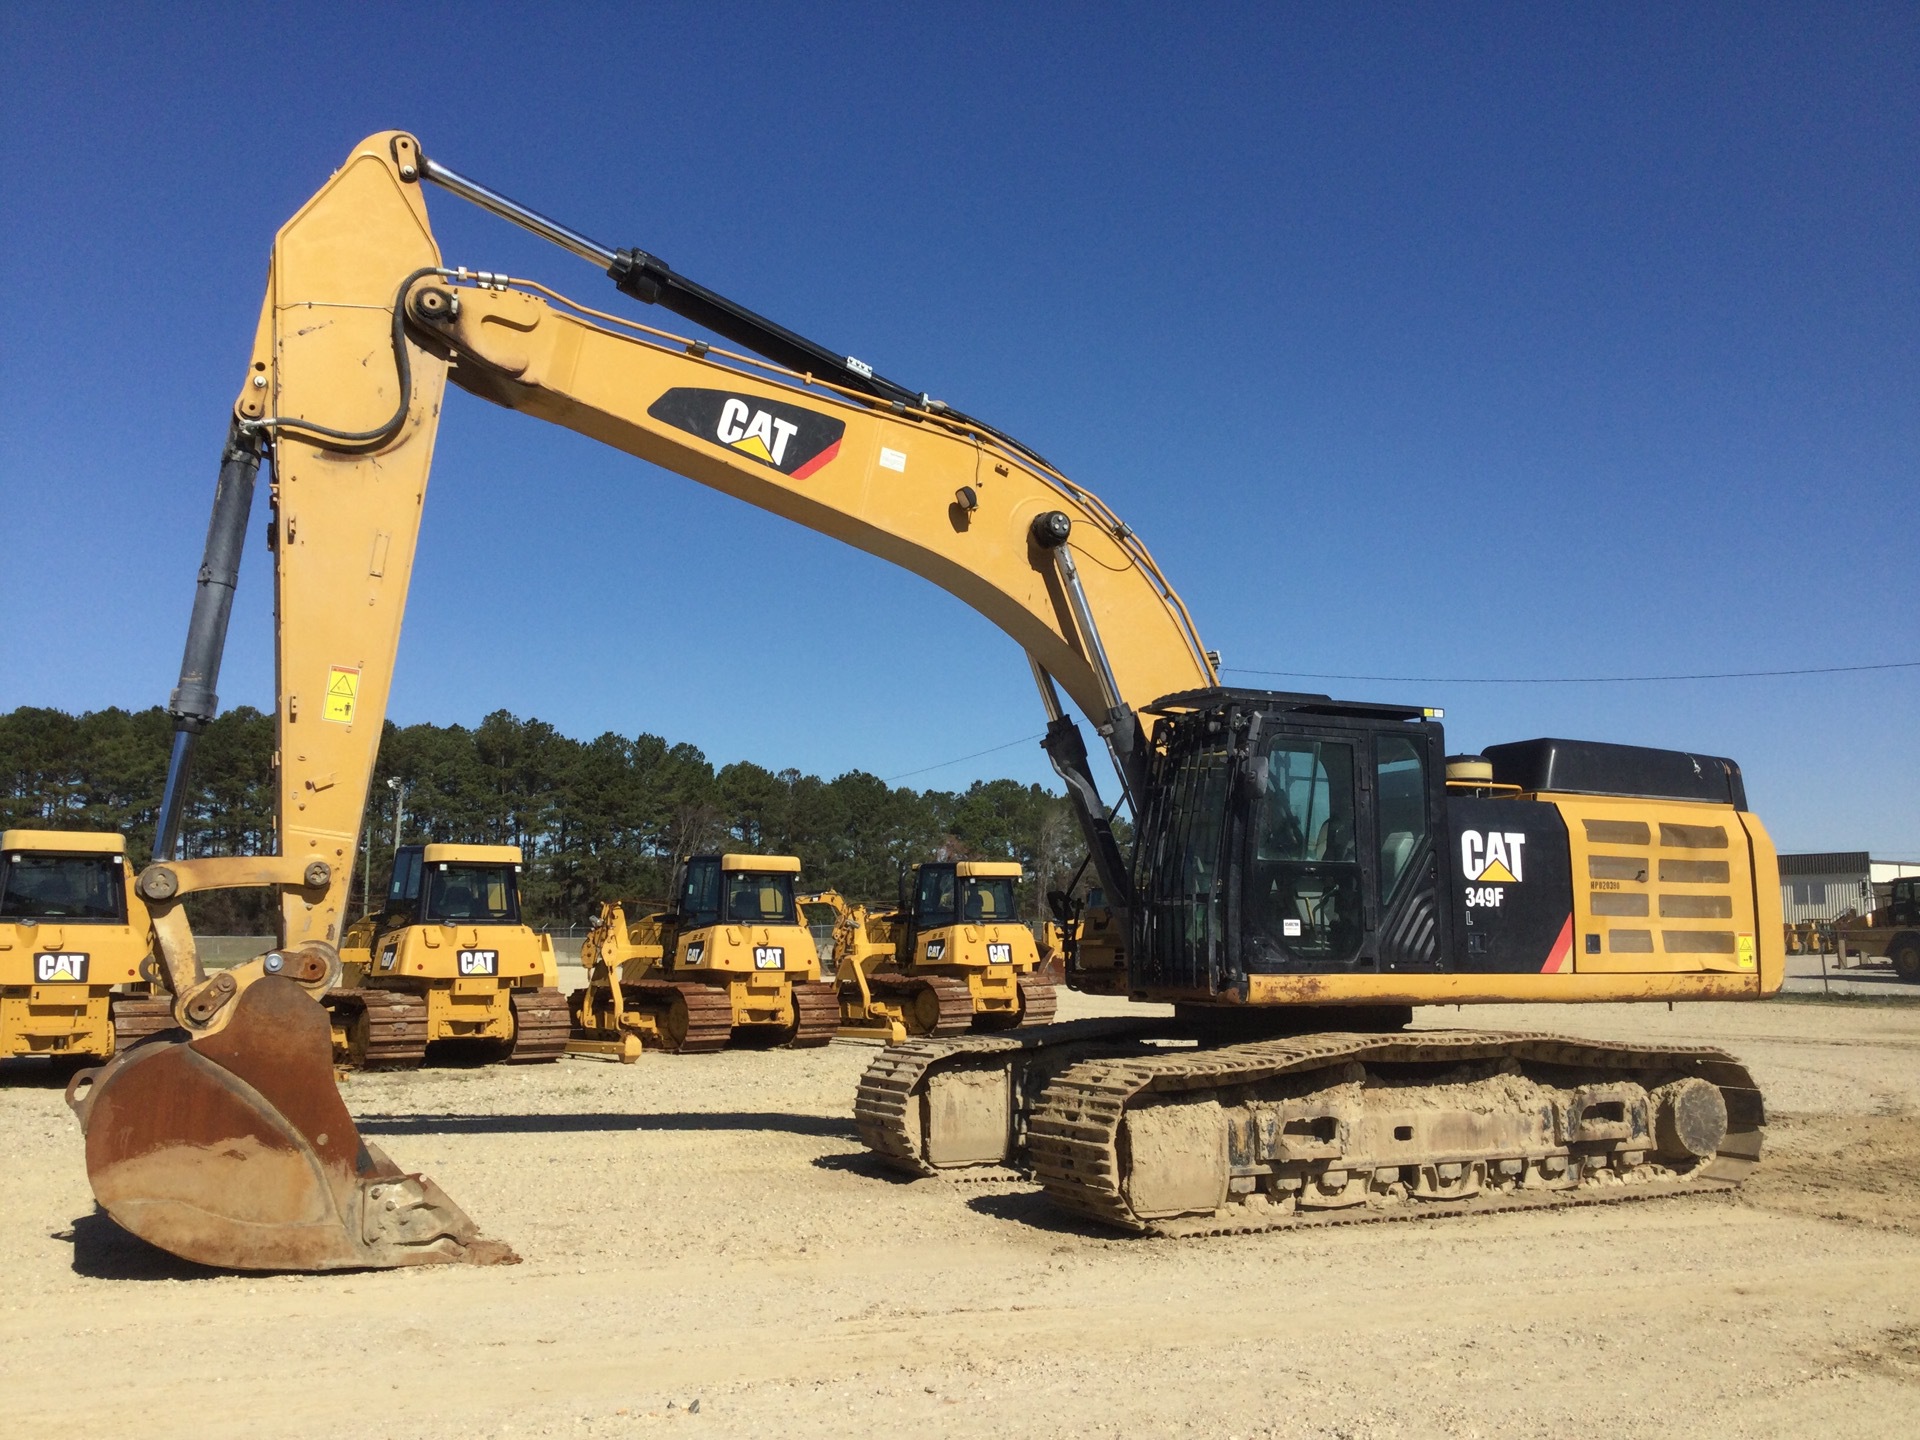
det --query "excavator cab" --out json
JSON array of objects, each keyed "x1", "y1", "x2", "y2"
[
  {"x1": 569, "y1": 854, "x2": 836, "y2": 1054},
  {"x1": 331, "y1": 844, "x2": 565, "y2": 1067},
  {"x1": 0, "y1": 831, "x2": 172, "y2": 1066}
]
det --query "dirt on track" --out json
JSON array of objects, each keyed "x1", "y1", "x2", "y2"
[{"x1": 2, "y1": 991, "x2": 1918, "y2": 1439}]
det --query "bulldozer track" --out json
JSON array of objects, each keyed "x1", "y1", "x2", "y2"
[
  {"x1": 108, "y1": 994, "x2": 177, "y2": 1051},
  {"x1": 1025, "y1": 1029, "x2": 1764, "y2": 1235},
  {"x1": 327, "y1": 987, "x2": 429, "y2": 1068},
  {"x1": 1016, "y1": 976, "x2": 1057, "y2": 1028},
  {"x1": 853, "y1": 1018, "x2": 1164, "y2": 1176},
  {"x1": 868, "y1": 972, "x2": 974, "y2": 1037},
  {"x1": 506, "y1": 986, "x2": 570, "y2": 1063},
  {"x1": 628, "y1": 980, "x2": 736, "y2": 1054},
  {"x1": 788, "y1": 980, "x2": 840, "y2": 1048}
]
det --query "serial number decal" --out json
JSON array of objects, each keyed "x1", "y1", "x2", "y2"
[
  {"x1": 987, "y1": 942, "x2": 1012, "y2": 964},
  {"x1": 1464, "y1": 886, "x2": 1507, "y2": 910},
  {"x1": 34, "y1": 952, "x2": 89, "y2": 983},
  {"x1": 457, "y1": 949, "x2": 499, "y2": 976},
  {"x1": 753, "y1": 945, "x2": 786, "y2": 970}
]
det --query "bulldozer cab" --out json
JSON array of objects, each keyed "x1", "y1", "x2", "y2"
[
  {"x1": 1, "y1": 832, "x2": 129, "y2": 927},
  {"x1": 901, "y1": 861, "x2": 1032, "y2": 970},
  {"x1": 662, "y1": 854, "x2": 809, "y2": 974},
  {"x1": 377, "y1": 844, "x2": 523, "y2": 934}
]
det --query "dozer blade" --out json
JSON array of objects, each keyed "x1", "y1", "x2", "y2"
[{"x1": 66, "y1": 974, "x2": 516, "y2": 1272}]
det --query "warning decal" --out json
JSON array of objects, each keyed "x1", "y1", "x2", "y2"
[{"x1": 323, "y1": 666, "x2": 360, "y2": 725}]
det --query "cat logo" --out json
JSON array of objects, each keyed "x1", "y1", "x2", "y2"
[
  {"x1": 683, "y1": 941, "x2": 705, "y2": 968},
  {"x1": 457, "y1": 949, "x2": 499, "y2": 976},
  {"x1": 987, "y1": 942, "x2": 1012, "y2": 965},
  {"x1": 753, "y1": 945, "x2": 785, "y2": 970},
  {"x1": 35, "y1": 952, "x2": 90, "y2": 983},
  {"x1": 1460, "y1": 830, "x2": 1527, "y2": 884},
  {"x1": 924, "y1": 939, "x2": 946, "y2": 962},
  {"x1": 647, "y1": 387, "x2": 845, "y2": 478}
]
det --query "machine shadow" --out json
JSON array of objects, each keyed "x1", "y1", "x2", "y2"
[
  {"x1": 810, "y1": 1149, "x2": 920, "y2": 1184},
  {"x1": 964, "y1": 1189, "x2": 1118, "y2": 1237},
  {"x1": 62, "y1": 1209, "x2": 226, "y2": 1282},
  {"x1": 354, "y1": 1110, "x2": 857, "y2": 1139}
]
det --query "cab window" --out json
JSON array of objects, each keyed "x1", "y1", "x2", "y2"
[
  {"x1": 0, "y1": 853, "x2": 126, "y2": 923},
  {"x1": 679, "y1": 858, "x2": 722, "y2": 928},
  {"x1": 961, "y1": 876, "x2": 1017, "y2": 923},
  {"x1": 725, "y1": 871, "x2": 795, "y2": 924},
  {"x1": 915, "y1": 867, "x2": 958, "y2": 927},
  {"x1": 423, "y1": 863, "x2": 520, "y2": 923},
  {"x1": 1375, "y1": 737, "x2": 1427, "y2": 902},
  {"x1": 1250, "y1": 737, "x2": 1362, "y2": 962}
]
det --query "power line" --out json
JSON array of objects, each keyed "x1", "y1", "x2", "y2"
[
  {"x1": 1223, "y1": 660, "x2": 1920, "y2": 685},
  {"x1": 884, "y1": 732, "x2": 1045, "y2": 784}
]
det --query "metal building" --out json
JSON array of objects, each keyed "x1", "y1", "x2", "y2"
[{"x1": 1778, "y1": 852, "x2": 1874, "y2": 923}]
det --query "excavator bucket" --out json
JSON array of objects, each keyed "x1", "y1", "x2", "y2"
[{"x1": 66, "y1": 974, "x2": 515, "y2": 1271}]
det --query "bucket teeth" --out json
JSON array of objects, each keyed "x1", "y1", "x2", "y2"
[{"x1": 67, "y1": 974, "x2": 514, "y2": 1272}]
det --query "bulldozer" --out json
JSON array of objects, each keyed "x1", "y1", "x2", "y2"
[
  {"x1": 329, "y1": 843, "x2": 567, "y2": 1066},
  {"x1": 64, "y1": 131, "x2": 1782, "y2": 1271},
  {"x1": 834, "y1": 861, "x2": 1056, "y2": 1041},
  {"x1": 568, "y1": 853, "x2": 837, "y2": 1058},
  {"x1": 1, "y1": 830, "x2": 173, "y2": 1068},
  {"x1": 1044, "y1": 884, "x2": 1127, "y2": 996}
]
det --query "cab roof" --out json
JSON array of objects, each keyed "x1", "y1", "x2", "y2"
[
  {"x1": 421, "y1": 843, "x2": 523, "y2": 864},
  {"x1": 955, "y1": 861, "x2": 1023, "y2": 878},
  {"x1": 2, "y1": 829, "x2": 125, "y2": 855},
  {"x1": 719, "y1": 854, "x2": 801, "y2": 874}
]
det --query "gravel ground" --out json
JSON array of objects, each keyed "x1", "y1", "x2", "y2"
[{"x1": 2, "y1": 988, "x2": 1916, "y2": 1439}]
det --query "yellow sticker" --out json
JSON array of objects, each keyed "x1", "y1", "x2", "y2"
[
  {"x1": 323, "y1": 666, "x2": 360, "y2": 725},
  {"x1": 1737, "y1": 933, "x2": 1755, "y2": 969}
]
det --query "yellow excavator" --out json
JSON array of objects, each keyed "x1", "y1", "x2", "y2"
[
  {"x1": 330, "y1": 842, "x2": 566, "y2": 1065},
  {"x1": 1, "y1": 830, "x2": 172, "y2": 1067},
  {"x1": 65, "y1": 131, "x2": 1782, "y2": 1270},
  {"x1": 568, "y1": 853, "x2": 838, "y2": 1058},
  {"x1": 833, "y1": 861, "x2": 1056, "y2": 1041}
]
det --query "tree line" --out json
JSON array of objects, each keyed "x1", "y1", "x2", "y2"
[{"x1": 0, "y1": 705, "x2": 1085, "y2": 932}]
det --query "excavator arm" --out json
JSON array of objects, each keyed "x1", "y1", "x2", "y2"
[
  {"x1": 146, "y1": 130, "x2": 1214, "y2": 969},
  {"x1": 72, "y1": 131, "x2": 1211, "y2": 1271}
]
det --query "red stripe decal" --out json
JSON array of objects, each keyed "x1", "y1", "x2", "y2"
[
  {"x1": 1540, "y1": 915, "x2": 1574, "y2": 974},
  {"x1": 789, "y1": 438, "x2": 841, "y2": 480}
]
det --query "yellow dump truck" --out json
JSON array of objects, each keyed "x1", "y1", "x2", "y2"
[
  {"x1": 331, "y1": 843, "x2": 566, "y2": 1066},
  {"x1": 569, "y1": 853, "x2": 837, "y2": 1057},
  {"x1": 0, "y1": 829, "x2": 171, "y2": 1067}
]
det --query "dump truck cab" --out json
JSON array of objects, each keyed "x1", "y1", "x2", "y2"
[
  {"x1": 332, "y1": 843, "x2": 564, "y2": 1065},
  {"x1": 0, "y1": 830, "x2": 169, "y2": 1064}
]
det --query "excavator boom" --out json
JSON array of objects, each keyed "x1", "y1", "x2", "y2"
[{"x1": 73, "y1": 131, "x2": 1212, "y2": 1270}]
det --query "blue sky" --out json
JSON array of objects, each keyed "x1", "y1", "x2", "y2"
[{"x1": 2, "y1": 4, "x2": 1914, "y2": 855}]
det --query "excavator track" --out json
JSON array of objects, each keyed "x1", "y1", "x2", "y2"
[
  {"x1": 1015, "y1": 976, "x2": 1057, "y2": 1028},
  {"x1": 627, "y1": 980, "x2": 736, "y2": 1054},
  {"x1": 505, "y1": 986, "x2": 570, "y2": 1063},
  {"x1": 108, "y1": 994, "x2": 178, "y2": 1051},
  {"x1": 327, "y1": 987, "x2": 429, "y2": 1068},
  {"x1": 855, "y1": 1018, "x2": 1163, "y2": 1176},
  {"x1": 1025, "y1": 1029, "x2": 1763, "y2": 1236},
  {"x1": 867, "y1": 972, "x2": 974, "y2": 1037},
  {"x1": 788, "y1": 981, "x2": 840, "y2": 1048}
]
